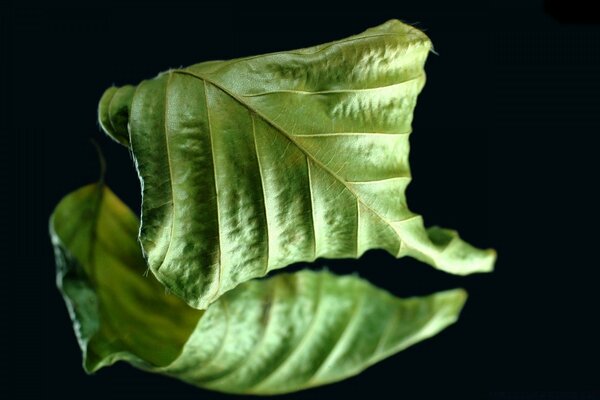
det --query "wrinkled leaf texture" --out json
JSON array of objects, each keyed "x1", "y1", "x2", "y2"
[
  {"x1": 52, "y1": 20, "x2": 495, "y2": 395},
  {"x1": 98, "y1": 19, "x2": 495, "y2": 309}
]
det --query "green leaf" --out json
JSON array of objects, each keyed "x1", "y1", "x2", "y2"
[
  {"x1": 55, "y1": 19, "x2": 495, "y2": 394},
  {"x1": 51, "y1": 184, "x2": 468, "y2": 395},
  {"x1": 98, "y1": 19, "x2": 495, "y2": 309}
]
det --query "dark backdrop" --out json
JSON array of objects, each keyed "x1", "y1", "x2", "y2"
[{"x1": 4, "y1": 1, "x2": 599, "y2": 399}]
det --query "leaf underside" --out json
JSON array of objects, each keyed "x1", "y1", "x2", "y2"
[
  {"x1": 99, "y1": 19, "x2": 495, "y2": 310},
  {"x1": 51, "y1": 183, "x2": 468, "y2": 395},
  {"x1": 51, "y1": 19, "x2": 496, "y2": 395}
]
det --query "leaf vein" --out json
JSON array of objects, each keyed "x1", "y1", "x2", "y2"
[
  {"x1": 240, "y1": 75, "x2": 423, "y2": 97},
  {"x1": 293, "y1": 132, "x2": 410, "y2": 137},
  {"x1": 247, "y1": 275, "x2": 324, "y2": 392},
  {"x1": 203, "y1": 81, "x2": 223, "y2": 303},
  {"x1": 305, "y1": 288, "x2": 367, "y2": 387},
  {"x1": 157, "y1": 72, "x2": 176, "y2": 272},
  {"x1": 195, "y1": 299, "x2": 230, "y2": 375},
  {"x1": 202, "y1": 281, "x2": 277, "y2": 385},
  {"x1": 251, "y1": 114, "x2": 270, "y2": 275},
  {"x1": 347, "y1": 176, "x2": 412, "y2": 184},
  {"x1": 306, "y1": 158, "x2": 317, "y2": 259}
]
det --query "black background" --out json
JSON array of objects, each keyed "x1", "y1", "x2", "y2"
[{"x1": 3, "y1": 1, "x2": 599, "y2": 399}]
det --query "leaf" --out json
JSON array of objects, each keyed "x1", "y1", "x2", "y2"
[
  {"x1": 55, "y1": 20, "x2": 495, "y2": 394},
  {"x1": 51, "y1": 183, "x2": 468, "y2": 395},
  {"x1": 98, "y1": 19, "x2": 495, "y2": 309}
]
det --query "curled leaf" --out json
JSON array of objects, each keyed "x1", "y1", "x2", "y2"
[{"x1": 51, "y1": 184, "x2": 468, "y2": 395}]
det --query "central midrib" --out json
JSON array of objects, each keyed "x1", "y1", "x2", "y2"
[{"x1": 172, "y1": 69, "x2": 415, "y2": 256}]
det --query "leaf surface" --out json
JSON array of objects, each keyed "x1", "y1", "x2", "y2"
[
  {"x1": 51, "y1": 183, "x2": 468, "y2": 395},
  {"x1": 99, "y1": 19, "x2": 495, "y2": 309}
]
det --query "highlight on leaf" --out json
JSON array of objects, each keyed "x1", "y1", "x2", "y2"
[{"x1": 51, "y1": 19, "x2": 495, "y2": 395}]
